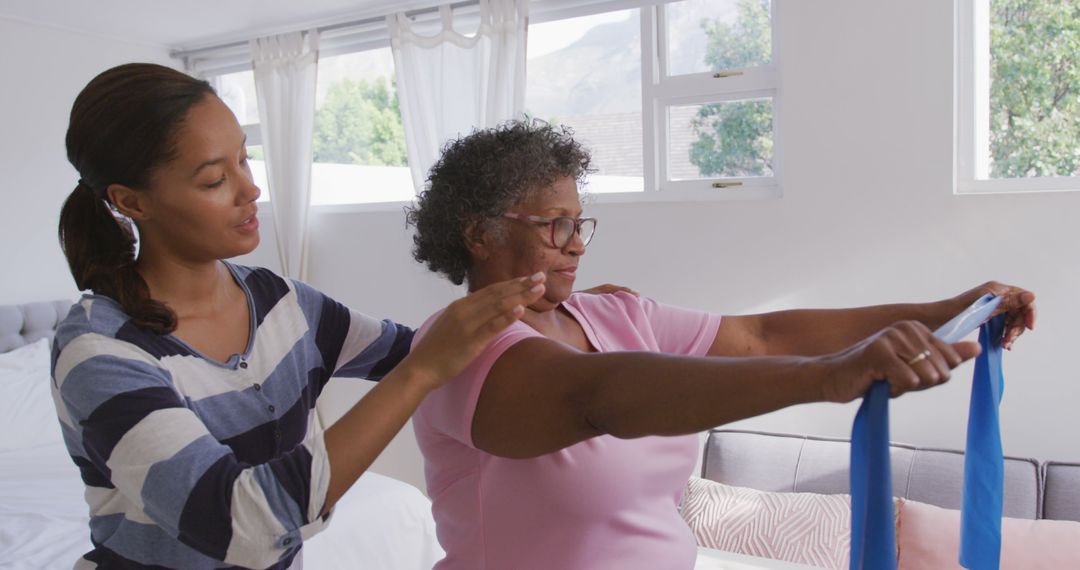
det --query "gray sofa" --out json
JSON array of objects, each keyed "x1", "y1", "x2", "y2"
[{"x1": 701, "y1": 429, "x2": 1080, "y2": 522}]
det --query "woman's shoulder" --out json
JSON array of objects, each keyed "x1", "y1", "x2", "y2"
[
  {"x1": 565, "y1": 290, "x2": 645, "y2": 315},
  {"x1": 53, "y1": 296, "x2": 169, "y2": 373},
  {"x1": 55, "y1": 295, "x2": 131, "y2": 345}
]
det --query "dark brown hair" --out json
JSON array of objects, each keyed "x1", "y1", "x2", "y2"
[{"x1": 59, "y1": 63, "x2": 215, "y2": 334}]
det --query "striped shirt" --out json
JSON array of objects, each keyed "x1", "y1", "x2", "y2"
[{"x1": 50, "y1": 263, "x2": 413, "y2": 569}]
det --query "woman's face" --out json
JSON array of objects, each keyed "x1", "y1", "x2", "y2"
[
  {"x1": 133, "y1": 95, "x2": 261, "y2": 264},
  {"x1": 489, "y1": 176, "x2": 587, "y2": 310}
]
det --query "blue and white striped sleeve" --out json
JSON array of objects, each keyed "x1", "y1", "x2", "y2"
[
  {"x1": 55, "y1": 334, "x2": 331, "y2": 569},
  {"x1": 300, "y1": 284, "x2": 414, "y2": 382}
]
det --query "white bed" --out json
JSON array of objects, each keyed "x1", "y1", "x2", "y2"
[{"x1": 0, "y1": 300, "x2": 444, "y2": 570}]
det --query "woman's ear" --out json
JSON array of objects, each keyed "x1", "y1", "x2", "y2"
[
  {"x1": 106, "y1": 184, "x2": 150, "y2": 221},
  {"x1": 463, "y1": 222, "x2": 491, "y2": 262}
]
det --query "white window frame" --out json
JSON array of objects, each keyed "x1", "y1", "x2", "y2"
[
  {"x1": 532, "y1": 0, "x2": 781, "y2": 204},
  {"x1": 184, "y1": 0, "x2": 783, "y2": 210},
  {"x1": 955, "y1": 0, "x2": 1079, "y2": 195}
]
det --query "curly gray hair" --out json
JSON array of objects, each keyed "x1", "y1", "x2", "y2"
[{"x1": 405, "y1": 119, "x2": 593, "y2": 285}]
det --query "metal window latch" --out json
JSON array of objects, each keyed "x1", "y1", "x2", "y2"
[
  {"x1": 712, "y1": 70, "x2": 744, "y2": 78},
  {"x1": 712, "y1": 181, "x2": 744, "y2": 188}
]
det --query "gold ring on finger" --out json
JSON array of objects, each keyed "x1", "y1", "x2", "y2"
[{"x1": 906, "y1": 350, "x2": 931, "y2": 366}]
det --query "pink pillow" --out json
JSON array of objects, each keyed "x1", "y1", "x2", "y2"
[
  {"x1": 896, "y1": 498, "x2": 1080, "y2": 569},
  {"x1": 681, "y1": 477, "x2": 866, "y2": 570}
]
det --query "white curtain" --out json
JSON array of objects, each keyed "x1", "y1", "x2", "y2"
[
  {"x1": 252, "y1": 30, "x2": 320, "y2": 280},
  {"x1": 388, "y1": 0, "x2": 529, "y2": 192}
]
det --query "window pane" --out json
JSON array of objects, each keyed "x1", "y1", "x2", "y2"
[
  {"x1": 312, "y1": 48, "x2": 413, "y2": 204},
  {"x1": 526, "y1": 9, "x2": 643, "y2": 193},
  {"x1": 666, "y1": 0, "x2": 771, "y2": 77},
  {"x1": 988, "y1": 0, "x2": 1079, "y2": 178},
  {"x1": 215, "y1": 71, "x2": 260, "y2": 126},
  {"x1": 668, "y1": 99, "x2": 773, "y2": 179}
]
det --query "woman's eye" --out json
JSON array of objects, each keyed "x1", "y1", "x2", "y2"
[{"x1": 205, "y1": 176, "x2": 226, "y2": 188}]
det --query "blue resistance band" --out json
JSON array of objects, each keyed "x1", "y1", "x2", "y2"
[
  {"x1": 849, "y1": 295, "x2": 1005, "y2": 570},
  {"x1": 960, "y1": 313, "x2": 1005, "y2": 570}
]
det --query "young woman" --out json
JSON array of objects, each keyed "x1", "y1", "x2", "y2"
[
  {"x1": 405, "y1": 120, "x2": 1037, "y2": 570},
  {"x1": 52, "y1": 63, "x2": 566, "y2": 570}
]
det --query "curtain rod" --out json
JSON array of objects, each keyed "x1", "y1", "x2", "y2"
[{"x1": 169, "y1": 0, "x2": 479, "y2": 60}]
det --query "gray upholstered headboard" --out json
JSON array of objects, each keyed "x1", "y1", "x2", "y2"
[{"x1": 0, "y1": 300, "x2": 72, "y2": 353}]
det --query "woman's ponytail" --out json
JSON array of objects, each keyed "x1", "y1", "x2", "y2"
[{"x1": 58, "y1": 180, "x2": 175, "y2": 334}]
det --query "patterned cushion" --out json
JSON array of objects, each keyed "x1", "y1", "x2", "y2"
[{"x1": 681, "y1": 477, "x2": 854, "y2": 570}]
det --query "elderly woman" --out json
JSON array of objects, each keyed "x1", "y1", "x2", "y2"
[{"x1": 405, "y1": 120, "x2": 1035, "y2": 570}]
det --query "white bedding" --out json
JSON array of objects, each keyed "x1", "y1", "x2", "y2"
[{"x1": 0, "y1": 442, "x2": 444, "y2": 570}]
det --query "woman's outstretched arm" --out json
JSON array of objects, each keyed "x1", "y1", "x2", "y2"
[
  {"x1": 473, "y1": 320, "x2": 979, "y2": 459},
  {"x1": 710, "y1": 281, "x2": 1035, "y2": 358}
]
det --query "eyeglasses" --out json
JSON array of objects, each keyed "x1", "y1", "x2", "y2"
[{"x1": 501, "y1": 213, "x2": 597, "y2": 249}]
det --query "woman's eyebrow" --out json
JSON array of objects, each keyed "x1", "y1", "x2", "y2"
[
  {"x1": 191, "y1": 135, "x2": 248, "y2": 177},
  {"x1": 191, "y1": 158, "x2": 225, "y2": 177}
]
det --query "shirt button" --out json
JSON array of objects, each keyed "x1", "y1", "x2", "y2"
[
  {"x1": 274, "y1": 429, "x2": 282, "y2": 440},
  {"x1": 253, "y1": 384, "x2": 261, "y2": 392},
  {"x1": 239, "y1": 361, "x2": 248, "y2": 369},
  {"x1": 268, "y1": 404, "x2": 276, "y2": 413},
  {"x1": 282, "y1": 537, "x2": 292, "y2": 546}
]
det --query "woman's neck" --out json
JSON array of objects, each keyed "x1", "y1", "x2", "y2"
[
  {"x1": 468, "y1": 274, "x2": 564, "y2": 324},
  {"x1": 135, "y1": 256, "x2": 237, "y2": 319}
]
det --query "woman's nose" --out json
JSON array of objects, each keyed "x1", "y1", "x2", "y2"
[
  {"x1": 238, "y1": 170, "x2": 261, "y2": 203},
  {"x1": 564, "y1": 230, "x2": 586, "y2": 255}
]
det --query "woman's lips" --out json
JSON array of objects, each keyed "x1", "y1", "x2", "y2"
[
  {"x1": 553, "y1": 267, "x2": 577, "y2": 279},
  {"x1": 238, "y1": 214, "x2": 259, "y2": 232}
]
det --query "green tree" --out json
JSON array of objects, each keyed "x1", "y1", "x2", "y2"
[
  {"x1": 690, "y1": 0, "x2": 773, "y2": 177},
  {"x1": 312, "y1": 76, "x2": 407, "y2": 166},
  {"x1": 990, "y1": 0, "x2": 1079, "y2": 178}
]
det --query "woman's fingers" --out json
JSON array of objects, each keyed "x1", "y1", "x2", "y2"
[
  {"x1": 462, "y1": 272, "x2": 546, "y2": 326},
  {"x1": 978, "y1": 282, "x2": 1035, "y2": 350},
  {"x1": 867, "y1": 321, "x2": 981, "y2": 398},
  {"x1": 1024, "y1": 293, "x2": 1037, "y2": 330},
  {"x1": 1003, "y1": 290, "x2": 1035, "y2": 349}
]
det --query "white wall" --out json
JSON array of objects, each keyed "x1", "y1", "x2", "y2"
[
  {"x1": 308, "y1": 0, "x2": 1080, "y2": 492},
  {"x1": 0, "y1": 17, "x2": 176, "y2": 304}
]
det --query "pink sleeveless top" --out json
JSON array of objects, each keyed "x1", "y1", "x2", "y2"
[{"x1": 413, "y1": 292, "x2": 722, "y2": 570}]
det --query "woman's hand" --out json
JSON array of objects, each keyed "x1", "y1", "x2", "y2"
[
  {"x1": 405, "y1": 273, "x2": 547, "y2": 391},
  {"x1": 578, "y1": 283, "x2": 640, "y2": 296},
  {"x1": 950, "y1": 281, "x2": 1036, "y2": 350},
  {"x1": 819, "y1": 320, "x2": 982, "y2": 403}
]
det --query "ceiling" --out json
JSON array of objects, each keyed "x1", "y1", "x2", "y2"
[{"x1": 0, "y1": 0, "x2": 440, "y2": 51}]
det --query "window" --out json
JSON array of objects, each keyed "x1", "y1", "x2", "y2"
[
  {"x1": 311, "y1": 48, "x2": 413, "y2": 205},
  {"x1": 528, "y1": 0, "x2": 779, "y2": 200},
  {"x1": 201, "y1": 0, "x2": 779, "y2": 205},
  {"x1": 210, "y1": 48, "x2": 413, "y2": 206},
  {"x1": 956, "y1": 0, "x2": 1079, "y2": 193},
  {"x1": 667, "y1": 99, "x2": 773, "y2": 180},
  {"x1": 526, "y1": 9, "x2": 644, "y2": 193}
]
